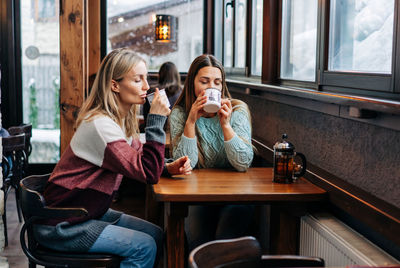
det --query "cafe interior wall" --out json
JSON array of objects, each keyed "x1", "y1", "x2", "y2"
[
  {"x1": 230, "y1": 89, "x2": 400, "y2": 257},
  {"x1": 232, "y1": 92, "x2": 400, "y2": 209}
]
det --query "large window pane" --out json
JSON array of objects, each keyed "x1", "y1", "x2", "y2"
[
  {"x1": 235, "y1": 0, "x2": 247, "y2": 68},
  {"x1": 214, "y1": 1, "x2": 223, "y2": 62},
  {"x1": 107, "y1": 0, "x2": 203, "y2": 72},
  {"x1": 251, "y1": 0, "x2": 263, "y2": 76},
  {"x1": 21, "y1": 0, "x2": 60, "y2": 163},
  {"x1": 280, "y1": 0, "x2": 318, "y2": 81},
  {"x1": 328, "y1": 0, "x2": 394, "y2": 73},
  {"x1": 223, "y1": 0, "x2": 234, "y2": 67}
]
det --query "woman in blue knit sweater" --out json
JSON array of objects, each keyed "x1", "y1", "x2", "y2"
[{"x1": 169, "y1": 54, "x2": 254, "y2": 252}]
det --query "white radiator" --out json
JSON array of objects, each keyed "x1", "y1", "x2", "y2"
[{"x1": 299, "y1": 213, "x2": 399, "y2": 267}]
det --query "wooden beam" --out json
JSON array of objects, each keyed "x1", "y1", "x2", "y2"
[
  {"x1": 59, "y1": 0, "x2": 88, "y2": 153},
  {"x1": 204, "y1": 0, "x2": 214, "y2": 54},
  {"x1": 262, "y1": 0, "x2": 279, "y2": 84},
  {"x1": 88, "y1": 0, "x2": 101, "y2": 94}
]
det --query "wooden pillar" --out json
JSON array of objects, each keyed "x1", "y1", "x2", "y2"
[
  {"x1": 262, "y1": 0, "x2": 280, "y2": 84},
  {"x1": 59, "y1": 0, "x2": 100, "y2": 153},
  {"x1": 88, "y1": 0, "x2": 101, "y2": 95}
]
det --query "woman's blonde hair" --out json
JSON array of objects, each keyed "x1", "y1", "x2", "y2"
[
  {"x1": 171, "y1": 54, "x2": 253, "y2": 168},
  {"x1": 76, "y1": 48, "x2": 145, "y2": 137}
]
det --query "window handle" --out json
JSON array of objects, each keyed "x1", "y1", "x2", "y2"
[{"x1": 226, "y1": 0, "x2": 235, "y2": 18}]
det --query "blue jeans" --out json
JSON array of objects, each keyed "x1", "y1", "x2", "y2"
[{"x1": 88, "y1": 214, "x2": 163, "y2": 268}]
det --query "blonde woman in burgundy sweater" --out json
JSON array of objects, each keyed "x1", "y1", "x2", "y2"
[{"x1": 33, "y1": 48, "x2": 191, "y2": 268}]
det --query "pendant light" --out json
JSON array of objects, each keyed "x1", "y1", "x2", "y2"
[{"x1": 155, "y1": 14, "x2": 176, "y2": 42}]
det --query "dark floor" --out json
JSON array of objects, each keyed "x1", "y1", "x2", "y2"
[{"x1": 0, "y1": 178, "x2": 147, "y2": 268}]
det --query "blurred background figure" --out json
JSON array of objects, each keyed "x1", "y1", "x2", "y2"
[{"x1": 141, "y1": 61, "x2": 183, "y2": 130}]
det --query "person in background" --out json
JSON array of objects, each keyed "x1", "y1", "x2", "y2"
[
  {"x1": 142, "y1": 61, "x2": 183, "y2": 129},
  {"x1": 33, "y1": 48, "x2": 192, "y2": 268},
  {"x1": 169, "y1": 54, "x2": 254, "y2": 251}
]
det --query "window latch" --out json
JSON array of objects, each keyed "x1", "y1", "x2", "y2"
[{"x1": 225, "y1": 0, "x2": 235, "y2": 18}]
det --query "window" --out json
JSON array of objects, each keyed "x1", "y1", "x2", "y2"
[
  {"x1": 328, "y1": 0, "x2": 394, "y2": 73},
  {"x1": 21, "y1": 0, "x2": 61, "y2": 163},
  {"x1": 251, "y1": 0, "x2": 263, "y2": 76},
  {"x1": 215, "y1": 0, "x2": 262, "y2": 76},
  {"x1": 280, "y1": 0, "x2": 318, "y2": 81},
  {"x1": 217, "y1": 0, "x2": 247, "y2": 69},
  {"x1": 275, "y1": 0, "x2": 399, "y2": 97},
  {"x1": 106, "y1": 0, "x2": 203, "y2": 72},
  {"x1": 320, "y1": 0, "x2": 396, "y2": 94},
  {"x1": 213, "y1": 0, "x2": 399, "y2": 98},
  {"x1": 35, "y1": 0, "x2": 58, "y2": 22}
]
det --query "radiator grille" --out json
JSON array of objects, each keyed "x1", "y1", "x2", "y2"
[{"x1": 299, "y1": 214, "x2": 399, "y2": 267}]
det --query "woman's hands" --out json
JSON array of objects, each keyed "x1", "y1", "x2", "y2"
[
  {"x1": 187, "y1": 91, "x2": 207, "y2": 124},
  {"x1": 218, "y1": 98, "x2": 232, "y2": 127},
  {"x1": 166, "y1": 156, "x2": 192, "y2": 175},
  {"x1": 218, "y1": 99, "x2": 235, "y2": 141},
  {"x1": 149, "y1": 88, "x2": 170, "y2": 116},
  {"x1": 184, "y1": 92, "x2": 207, "y2": 138}
]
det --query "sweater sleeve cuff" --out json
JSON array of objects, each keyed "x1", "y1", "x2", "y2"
[
  {"x1": 145, "y1": 114, "x2": 167, "y2": 144},
  {"x1": 224, "y1": 134, "x2": 241, "y2": 148},
  {"x1": 181, "y1": 134, "x2": 197, "y2": 143}
]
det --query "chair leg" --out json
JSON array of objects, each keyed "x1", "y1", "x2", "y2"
[
  {"x1": 29, "y1": 261, "x2": 36, "y2": 268},
  {"x1": 14, "y1": 186, "x2": 22, "y2": 223},
  {"x1": 2, "y1": 207, "x2": 8, "y2": 247},
  {"x1": 2, "y1": 187, "x2": 10, "y2": 247}
]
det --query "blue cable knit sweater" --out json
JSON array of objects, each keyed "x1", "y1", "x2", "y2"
[{"x1": 169, "y1": 105, "x2": 253, "y2": 171}]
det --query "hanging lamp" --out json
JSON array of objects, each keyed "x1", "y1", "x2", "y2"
[{"x1": 155, "y1": 14, "x2": 176, "y2": 42}]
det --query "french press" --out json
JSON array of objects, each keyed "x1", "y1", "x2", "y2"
[{"x1": 273, "y1": 134, "x2": 307, "y2": 183}]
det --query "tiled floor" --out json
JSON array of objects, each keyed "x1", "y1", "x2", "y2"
[
  {"x1": 0, "y1": 178, "x2": 147, "y2": 268},
  {"x1": 0, "y1": 188, "x2": 28, "y2": 268}
]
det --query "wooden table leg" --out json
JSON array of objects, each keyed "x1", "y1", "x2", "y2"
[
  {"x1": 164, "y1": 202, "x2": 188, "y2": 268},
  {"x1": 145, "y1": 185, "x2": 163, "y2": 225},
  {"x1": 269, "y1": 204, "x2": 300, "y2": 254}
]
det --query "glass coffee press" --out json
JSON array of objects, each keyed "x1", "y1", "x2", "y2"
[{"x1": 273, "y1": 134, "x2": 307, "y2": 183}]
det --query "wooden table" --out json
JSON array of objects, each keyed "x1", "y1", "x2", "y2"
[{"x1": 151, "y1": 167, "x2": 327, "y2": 268}]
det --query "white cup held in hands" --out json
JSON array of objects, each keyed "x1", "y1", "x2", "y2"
[
  {"x1": 147, "y1": 89, "x2": 170, "y2": 107},
  {"x1": 203, "y1": 88, "x2": 221, "y2": 113}
]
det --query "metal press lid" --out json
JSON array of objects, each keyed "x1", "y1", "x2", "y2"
[{"x1": 273, "y1": 134, "x2": 294, "y2": 152}]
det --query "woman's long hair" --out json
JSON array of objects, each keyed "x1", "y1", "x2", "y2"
[
  {"x1": 171, "y1": 54, "x2": 252, "y2": 168},
  {"x1": 158, "y1": 61, "x2": 181, "y2": 97},
  {"x1": 76, "y1": 48, "x2": 144, "y2": 138}
]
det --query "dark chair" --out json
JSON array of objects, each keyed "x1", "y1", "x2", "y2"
[
  {"x1": 19, "y1": 174, "x2": 122, "y2": 268},
  {"x1": 8, "y1": 123, "x2": 33, "y2": 158},
  {"x1": 188, "y1": 236, "x2": 262, "y2": 268},
  {"x1": 218, "y1": 255, "x2": 325, "y2": 268},
  {"x1": 258, "y1": 255, "x2": 324, "y2": 267},
  {"x1": 189, "y1": 236, "x2": 325, "y2": 268},
  {"x1": 2, "y1": 133, "x2": 27, "y2": 246}
]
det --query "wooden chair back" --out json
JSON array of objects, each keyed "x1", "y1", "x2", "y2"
[
  {"x1": 19, "y1": 174, "x2": 121, "y2": 267},
  {"x1": 2, "y1": 133, "x2": 27, "y2": 180},
  {"x1": 189, "y1": 236, "x2": 325, "y2": 268},
  {"x1": 218, "y1": 255, "x2": 325, "y2": 267},
  {"x1": 8, "y1": 123, "x2": 32, "y2": 157},
  {"x1": 188, "y1": 236, "x2": 262, "y2": 268}
]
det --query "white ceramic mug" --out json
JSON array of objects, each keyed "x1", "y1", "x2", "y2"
[
  {"x1": 146, "y1": 89, "x2": 170, "y2": 107},
  {"x1": 203, "y1": 88, "x2": 221, "y2": 113}
]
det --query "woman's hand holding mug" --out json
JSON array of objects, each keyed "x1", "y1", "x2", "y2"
[
  {"x1": 218, "y1": 98, "x2": 232, "y2": 127},
  {"x1": 187, "y1": 91, "x2": 207, "y2": 124},
  {"x1": 148, "y1": 88, "x2": 170, "y2": 116}
]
